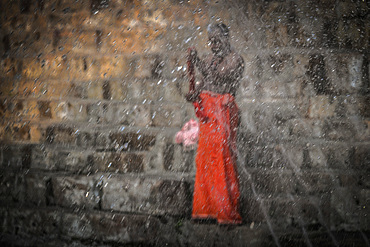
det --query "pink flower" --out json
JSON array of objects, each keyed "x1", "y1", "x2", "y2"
[{"x1": 175, "y1": 119, "x2": 199, "y2": 148}]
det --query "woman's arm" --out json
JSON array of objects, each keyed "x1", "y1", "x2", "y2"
[{"x1": 185, "y1": 49, "x2": 206, "y2": 102}]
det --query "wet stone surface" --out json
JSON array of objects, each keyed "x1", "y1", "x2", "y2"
[
  {"x1": 101, "y1": 175, "x2": 191, "y2": 216},
  {"x1": 0, "y1": 0, "x2": 369, "y2": 246}
]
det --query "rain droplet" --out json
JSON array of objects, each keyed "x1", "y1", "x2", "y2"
[{"x1": 185, "y1": 37, "x2": 192, "y2": 43}]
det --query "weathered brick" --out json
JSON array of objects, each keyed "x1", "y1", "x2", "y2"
[
  {"x1": 342, "y1": 19, "x2": 367, "y2": 50},
  {"x1": 5, "y1": 209, "x2": 60, "y2": 239},
  {"x1": 94, "y1": 132, "x2": 110, "y2": 149},
  {"x1": 29, "y1": 124, "x2": 42, "y2": 143},
  {"x1": 41, "y1": 0, "x2": 90, "y2": 14},
  {"x1": 151, "y1": 104, "x2": 185, "y2": 128},
  {"x1": 324, "y1": 145, "x2": 351, "y2": 170},
  {"x1": 238, "y1": 186, "x2": 266, "y2": 223},
  {"x1": 88, "y1": 212, "x2": 163, "y2": 243},
  {"x1": 93, "y1": 152, "x2": 144, "y2": 173},
  {"x1": 24, "y1": 173, "x2": 49, "y2": 206},
  {"x1": 115, "y1": 103, "x2": 152, "y2": 127},
  {"x1": 31, "y1": 145, "x2": 56, "y2": 170},
  {"x1": 98, "y1": 56, "x2": 130, "y2": 79},
  {"x1": 259, "y1": 54, "x2": 293, "y2": 80},
  {"x1": 304, "y1": 145, "x2": 329, "y2": 169},
  {"x1": 16, "y1": 80, "x2": 46, "y2": 98},
  {"x1": 12, "y1": 99, "x2": 36, "y2": 121},
  {"x1": 334, "y1": 95, "x2": 367, "y2": 118},
  {"x1": 109, "y1": 79, "x2": 128, "y2": 100},
  {"x1": 51, "y1": 176, "x2": 100, "y2": 209},
  {"x1": 322, "y1": 18, "x2": 339, "y2": 48},
  {"x1": 146, "y1": 134, "x2": 166, "y2": 173},
  {"x1": 242, "y1": 144, "x2": 293, "y2": 169},
  {"x1": 307, "y1": 54, "x2": 332, "y2": 95},
  {"x1": 65, "y1": 102, "x2": 88, "y2": 122},
  {"x1": 350, "y1": 145, "x2": 370, "y2": 171},
  {"x1": 357, "y1": 96, "x2": 370, "y2": 118},
  {"x1": 287, "y1": 119, "x2": 325, "y2": 139},
  {"x1": 279, "y1": 144, "x2": 304, "y2": 169},
  {"x1": 164, "y1": 143, "x2": 195, "y2": 172},
  {"x1": 0, "y1": 99, "x2": 24, "y2": 119},
  {"x1": 236, "y1": 55, "x2": 262, "y2": 97},
  {"x1": 293, "y1": 54, "x2": 310, "y2": 78},
  {"x1": 66, "y1": 82, "x2": 88, "y2": 99},
  {"x1": 240, "y1": 100, "x2": 301, "y2": 140},
  {"x1": 0, "y1": 173, "x2": 24, "y2": 204},
  {"x1": 86, "y1": 102, "x2": 103, "y2": 124},
  {"x1": 45, "y1": 125, "x2": 76, "y2": 145},
  {"x1": 109, "y1": 132, "x2": 156, "y2": 151},
  {"x1": 0, "y1": 208, "x2": 7, "y2": 233},
  {"x1": 0, "y1": 122, "x2": 31, "y2": 142},
  {"x1": 101, "y1": 28, "x2": 166, "y2": 55},
  {"x1": 132, "y1": 55, "x2": 165, "y2": 79},
  {"x1": 250, "y1": 170, "x2": 296, "y2": 195},
  {"x1": 265, "y1": 23, "x2": 290, "y2": 48},
  {"x1": 337, "y1": 1, "x2": 360, "y2": 19},
  {"x1": 163, "y1": 53, "x2": 188, "y2": 80},
  {"x1": 86, "y1": 81, "x2": 103, "y2": 100},
  {"x1": 261, "y1": 78, "x2": 302, "y2": 98},
  {"x1": 163, "y1": 143, "x2": 175, "y2": 171},
  {"x1": 42, "y1": 81, "x2": 79, "y2": 100},
  {"x1": 100, "y1": 102, "x2": 116, "y2": 123},
  {"x1": 293, "y1": 17, "x2": 324, "y2": 48},
  {"x1": 2, "y1": 16, "x2": 51, "y2": 56},
  {"x1": 359, "y1": 189, "x2": 370, "y2": 230},
  {"x1": 75, "y1": 130, "x2": 96, "y2": 148},
  {"x1": 300, "y1": 172, "x2": 335, "y2": 194},
  {"x1": 61, "y1": 212, "x2": 94, "y2": 240},
  {"x1": 326, "y1": 53, "x2": 364, "y2": 94},
  {"x1": 20, "y1": 55, "x2": 114, "y2": 81},
  {"x1": 297, "y1": 199, "x2": 322, "y2": 226},
  {"x1": 61, "y1": 211, "x2": 164, "y2": 243},
  {"x1": 59, "y1": 29, "x2": 98, "y2": 54},
  {"x1": 307, "y1": 95, "x2": 338, "y2": 118},
  {"x1": 0, "y1": 77, "x2": 18, "y2": 97},
  {"x1": 101, "y1": 175, "x2": 191, "y2": 216},
  {"x1": 0, "y1": 58, "x2": 22, "y2": 78},
  {"x1": 268, "y1": 200, "x2": 296, "y2": 227},
  {"x1": 1, "y1": 145, "x2": 32, "y2": 170},
  {"x1": 322, "y1": 119, "x2": 356, "y2": 141},
  {"x1": 337, "y1": 173, "x2": 360, "y2": 187},
  {"x1": 141, "y1": 78, "x2": 164, "y2": 101},
  {"x1": 330, "y1": 188, "x2": 366, "y2": 230},
  {"x1": 30, "y1": 148, "x2": 92, "y2": 173},
  {"x1": 38, "y1": 100, "x2": 52, "y2": 119},
  {"x1": 260, "y1": 1, "x2": 293, "y2": 22}
]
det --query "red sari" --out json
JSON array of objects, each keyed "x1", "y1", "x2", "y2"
[{"x1": 192, "y1": 91, "x2": 242, "y2": 224}]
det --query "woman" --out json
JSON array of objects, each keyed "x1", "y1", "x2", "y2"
[{"x1": 186, "y1": 23, "x2": 244, "y2": 224}]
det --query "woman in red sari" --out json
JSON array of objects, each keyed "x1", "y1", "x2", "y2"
[{"x1": 186, "y1": 23, "x2": 244, "y2": 224}]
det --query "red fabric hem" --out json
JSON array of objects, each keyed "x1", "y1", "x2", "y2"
[
  {"x1": 192, "y1": 215, "x2": 242, "y2": 225},
  {"x1": 191, "y1": 91, "x2": 242, "y2": 225}
]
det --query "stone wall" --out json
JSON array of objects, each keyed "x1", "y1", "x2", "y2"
[{"x1": 0, "y1": 0, "x2": 369, "y2": 246}]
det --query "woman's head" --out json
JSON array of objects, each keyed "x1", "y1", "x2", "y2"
[{"x1": 207, "y1": 23, "x2": 231, "y2": 56}]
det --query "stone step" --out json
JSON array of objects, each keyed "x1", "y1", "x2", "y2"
[
  {"x1": 0, "y1": 206, "x2": 273, "y2": 247},
  {"x1": 2, "y1": 206, "x2": 369, "y2": 247}
]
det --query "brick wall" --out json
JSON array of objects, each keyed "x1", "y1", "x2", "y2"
[{"x1": 0, "y1": 0, "x2": 369, "y2": 246}]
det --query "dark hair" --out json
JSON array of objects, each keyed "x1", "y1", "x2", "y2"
[{"x1": 207, "y1": 23, "x2": 229, "y2": 37}]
